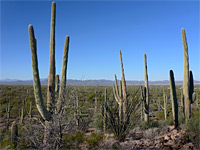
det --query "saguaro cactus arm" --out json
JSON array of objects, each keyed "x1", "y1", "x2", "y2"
[
  {"x1": 181, "y1": 28, "x2": 191, "y2": 123},
  {"x1": 28, "y1": 25, "x2": 51, "y2": 121},
  {"x1": 47, "y1": 1, "x2": 56, "y2": 112},
  {"x1": 169, "y1": 70, "x2": 178, "y2": 128},
  {"x1": 57, "y1": 36, "x2": 70, "y2": 112}
]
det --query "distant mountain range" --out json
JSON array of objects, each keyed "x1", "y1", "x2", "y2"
[{"x1": 0, "y1": 78, "x2": 200, "y2": 86}]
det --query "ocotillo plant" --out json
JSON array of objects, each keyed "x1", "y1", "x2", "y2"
[
  {"x1": 169, "y1": 70, "x2": 178, "y2": 128},
  {"x1": 11, "y1": 120, "x2": 18, "y2": 148},
  {"x1": 28, "y1": 1, "x2": 69, "y2": 144},
  {"x1": 144, "y1": 54, "x2": 149, "y2": 123},
  {"x1": 181, "y1": 28, "x2": 191, "y2": 123}
]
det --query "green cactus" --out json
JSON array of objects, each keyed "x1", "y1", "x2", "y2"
[
  {"x1": 11, "y1": 120, "x2": 18, "y2": 148},
  {"x1": 55, "y1": 74, "x2": 60, "y2": 94},
  {"x1": 163, "y1": 87, "x2": 167, "y2": 120},
  {"x1": 144, "y1": 54, "x2": 149, "y2": 123},
  {"x1": 169, "y1": 70, "x2": 178, "y2": 128},
  {"x1": 181, "y1": 28, "x2": 191, "y2": 123},
  {"x1": 28, "y1": 1, "x2": 69, "y2": 121},
  {"x1": 120, "y1": 50, "x2": 127, "y2": 120},
  {"x1": 20, "y1": 98, "x2": 25, "y2": 123},
  {"x1": 189, "y1": 70, "x2": 194, "y2": 103},
  {"x1": 29, "y1": 100, "x2": 32, "y2": 118}
]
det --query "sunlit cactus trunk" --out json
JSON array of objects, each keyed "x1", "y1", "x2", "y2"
[
  {"x1": 163, "y1": 87, "x2": 167, "y2": 120},
  {"x1": 144, "y1": 54, "x2": 149, "y2": 123},
  {"x1": 47, "y1": 1, "x2": 56, "y2": 113},
  {"x1": 181, "y1": 28, "x2": 191, "y2": 123},
  {"x1": 169, "y1": 70, "x2": 178, "y2": 128},
  {"x1": 55, "y1": 74, "x2": 60, "y2": 94},
  {"x1": 119, "y1": 50, "x2": 127, "y2": 121}
]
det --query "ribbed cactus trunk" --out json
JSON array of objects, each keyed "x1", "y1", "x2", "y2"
[
  {"x1": 144, "y1": 54, "x2": 149, "y2": 123},
  {"x1": 181, "y1": 28, "x2": 191, "y2": 123},
  {"x1": 47, "y1": 1, "x2": 56, "y2": 113},
  {"x1": 119, "y1": 50, "x2": 127, "y2": 121},
  {"x1": 55, "y1": 74, "x2": 60, "y2": 94},
  {"x1": 29, "y1": 100, "x2": 32, "y2": 118},
  {"x1": 11, "y1": 120, "x2": 18, "y2": 148},
  {"x1": 189, "y1": 70, "x2": 194, "y2": 103},
  {"x1": 20, "y1": 100, "x2": 24, "y2": 124},
  {"x1": 163, "y1": 87, "x2": 167, "y2": 120},
  {"x1": 104, "y1": 88, "x2": 107, "y2": 132},
  {"x1": 57, "y1": 36, "x2": 69, "y2": 112},
  {"x1": 169, "y1": 70, "x2": 178, "y2": 128},
  {"x1": 140, "y1": 86, "x2": 144, "y2": 121}
]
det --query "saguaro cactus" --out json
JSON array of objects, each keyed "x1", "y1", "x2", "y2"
[
  {"x1": 55, "y1": 74, "x2": 60, "y2": 94},
  {"x1": 181, "y1": 28, "x2": 191, "y2": 123},
  {"x1": 163, "y1": 87, "x2": 167, "y2": 120},
  {"x1": 120, "y1": 50, "x2": 127, "y2": 119},
  {"x1": 28, "y1": 1, "x2": 69, "y2": 121},
  {"x1": 144, "y1": 54, "x2": 149, "y2": 123},
  {"x1": 11, "y1": 120, "x2": 18, "y2": 148},
  {"x1": 189, "y1": 70, "x2": 194, "y2": 103},
  {"x1": 169, "y1": 70, "x2": 178, "y2": 128}
]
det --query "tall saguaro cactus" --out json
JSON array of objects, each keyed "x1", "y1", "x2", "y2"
[
  {"x1": 29, "y1": 1, "x2": 69, "y2": 121},
  {"x1": 169, "y1": 70, "x2": 178, "y2": 128},
  {"x1": 181, "y1": 28, "x2": 191, "y2": 123},
  {"x1": 189, "y1": 70, "x2": 194, "y2": 103},
  {"x1": 119, "y1": 50, "x2": 127, "y2": 119},
  {"x1": 47, "y1": 2, "x2": 56, "y2": 113},
  {"x1": 144, "y1": 54, "x2": 149, "y2": 123}
]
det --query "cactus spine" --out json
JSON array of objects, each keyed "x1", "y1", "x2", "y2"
[
  {"x1": 169, "y1": 70, "x2": 178, "y2": 128},
  {"x1": 11, "y1": 120, "x2": 18, "y2": 148},
  {"x1": 144, "y1": 54, "x2": 149, "y2": 123},
  {"x1": 181, "y1": 28, "x2": 191, "y2": 123}
]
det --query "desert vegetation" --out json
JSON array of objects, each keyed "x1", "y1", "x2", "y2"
[{"x1": 0, "y1": 1, "x2": 199, "y2": 150}]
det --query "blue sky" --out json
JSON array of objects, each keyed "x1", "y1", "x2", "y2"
[{"x1": 0, "y1": 0, "x2": 199, "y2": 81}]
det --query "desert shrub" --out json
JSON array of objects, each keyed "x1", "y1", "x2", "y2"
[
  {"x1": 106, "y1": 90, "x2": 141, "y2": 141},
  {"x1": 156, "y1": 110, "x2": 165, "y2": 120},
  {"x1": 184, "y1": 109, "x2": 200, "y2": 148},
  {"x1": 86, "y1": 132, "x2": 103, "y2": 148},
  {"x1": 94, "y1": 113, "x2": 103, "y2": 130},
  {"x1": 140, "y1": 120, "x2": 160, "y2": 130}
]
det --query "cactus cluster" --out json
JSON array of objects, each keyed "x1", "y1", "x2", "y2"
[{"x1": 28, "y1": 1, "x2": 69, "y2": 121}]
